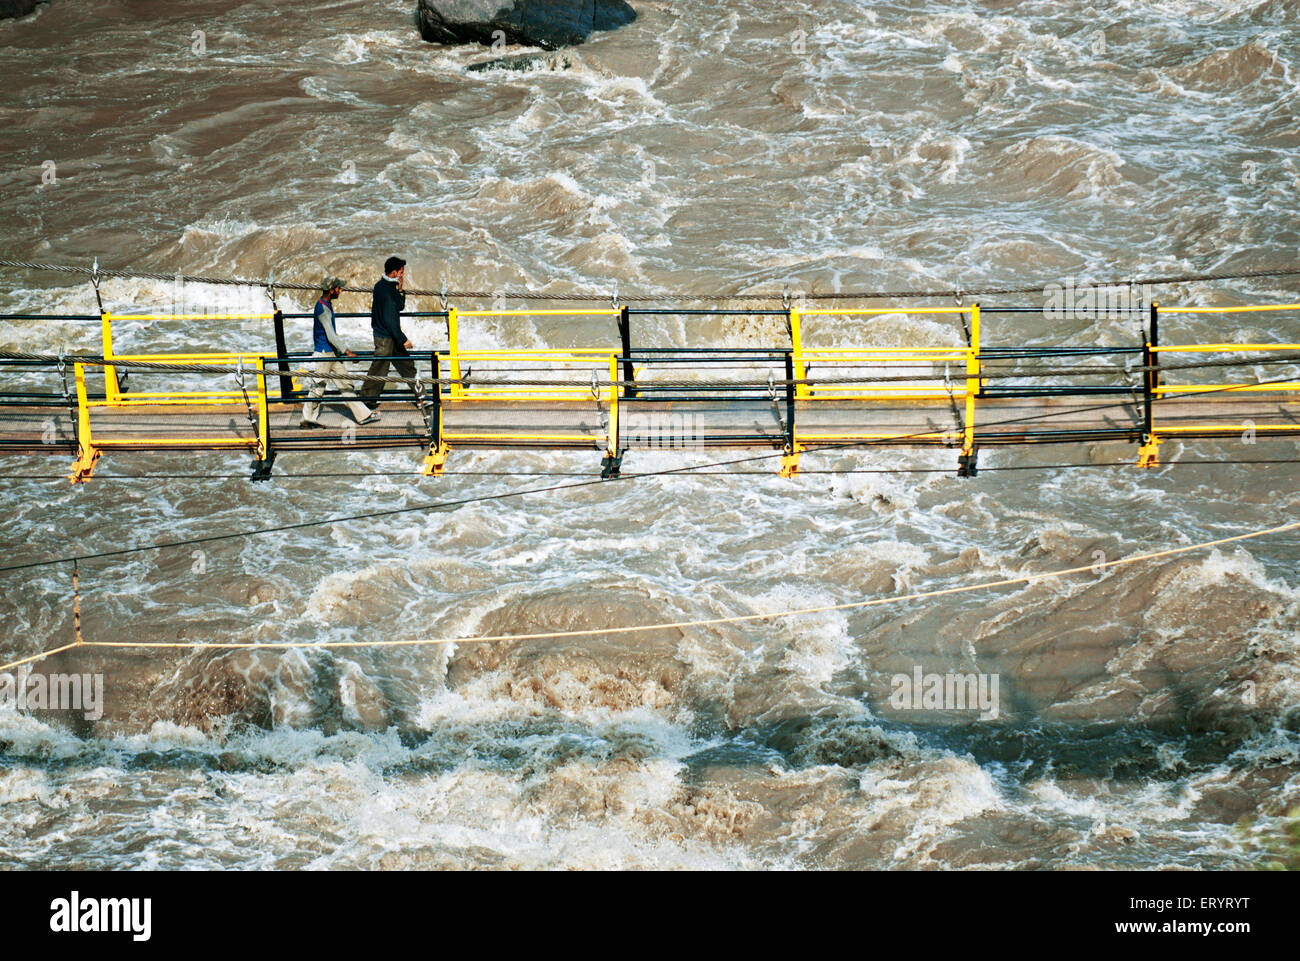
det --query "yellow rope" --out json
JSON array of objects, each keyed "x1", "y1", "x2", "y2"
[
  {"x1": 0, "y1": 642, "x2": 81, "y2": 673},
  {"x1": 2, "y1": 519, "x2": 1294, "y2": 674}
]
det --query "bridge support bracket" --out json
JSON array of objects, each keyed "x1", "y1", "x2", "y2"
[
  {"x1": 779, "y1": 445, "x2": 802, "y2": 478},
  {"x1": 68, "y1": 446, "x2": 100, "y2": 485},
  {"x1": 958, "y1": 446, "x2": 979, "y2": 478},
  {"x1": 600, "y1": 449, "x2": 623, "y2": 480},
  {"x1": 422, "y1": 442, "x2": 450, "y2": 477},
  {"x1": 249, "y1": 451, "x2": 277, "y2": 482},
  {"x1": 1136, "y1": 434, "x2": 1160, "y2": 469}
]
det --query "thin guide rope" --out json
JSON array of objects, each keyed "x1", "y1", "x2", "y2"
[{"x1": 2, "y1": 519, "x2": 1295, "y2": 673}]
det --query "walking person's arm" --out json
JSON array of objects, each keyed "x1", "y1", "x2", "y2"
[{"x1": 391, "y1": 276, "x2": 412, "y2": 350}]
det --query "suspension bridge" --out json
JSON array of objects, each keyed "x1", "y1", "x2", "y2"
[{"x1": 0, "y1": 299, "x2": 1296, "y2": 483}]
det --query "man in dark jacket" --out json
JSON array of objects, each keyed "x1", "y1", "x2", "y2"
[{"x1": 360, "y1": 255, "x2": 428, "y2": 409}]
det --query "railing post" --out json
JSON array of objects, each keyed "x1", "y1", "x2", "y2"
[
  {"x1": 600, "y1": 353, "x2": 622, "y2": 479},
  {"x1": 256, "y1": 357, "x2": 270, "y2": 459},
  {"x1": 1137, "y1": 301, "x2": 1160, "y2": 467},
  {"x1": 68, "y1": 362, "x2": 99, "y2": 483},
  {"x1": 423, "y1": 351, "x2": 450, "y2": 476},
  {"x1": 618, "y1": 304, "x2": 636, "y2": 398},
  {"x1": 1150, "y1": 300, "x2": 1159, "y2": 390},
  {"x1": 780, "y1": 350, "x2": 801, "y2": 478},
  {"x1": 272, "y1": 308, "x2": 293, "y2": 398},
  {"x1": 447, "y1": 306, "x2": 462, "y2": 398},
  {"x1": 250, "y1": 356, "x2": 275, "y2": 481},
  {"x1": 790, "y1": 309, "x2": 808, "y2": 398},
  {"x1": 101, "y1": 312, "x2": 119, "y2": 405},
  {"x1": 958, "y1": 302, "x2": 980, "y2": 476}
]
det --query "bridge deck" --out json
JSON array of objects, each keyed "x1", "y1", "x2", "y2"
[{"x1": 2, "y1": 391, "x2": 1297, "y2": 457}]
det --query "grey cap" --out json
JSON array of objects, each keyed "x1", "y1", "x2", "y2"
[{"x1": 321, "y1": 276, "x2": 347, "y2": 293}]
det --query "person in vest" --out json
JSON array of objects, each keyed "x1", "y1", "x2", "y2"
[
  {"x1": 301, "y1": 277, "x2": 381, "y2": 428},
  {"x1": 359, "y1": 256, "x2": 428, "y2": 410}
]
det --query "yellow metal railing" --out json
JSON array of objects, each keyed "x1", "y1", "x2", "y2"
[
  {"x1": 1151, "y1": 305, "x2": 1300, "y2": 397},
  {"x1": 437, "y1": 309, "x2": 624, "y2": 454},
  {"x1": 447, "y1": 308, "x2": 621, "y2": 399},
  {"x1": 99, "y1": 313, "x2": 281, "y2": 407},
  {"x1": 69, "y1": 355, "x2": 270, "y2": 482},
  {"x1": 790, "y1": 306, "x2": 980, "y2": 453},
  {"x1": 1148, "y1": 342, "x2": 1300, "y2": 436},
  {"x1": 1137, "y1": 305, "x2": 1300, "y2": 457},
  {"x1": 436, "y1": 349, "x2": 622, "y2": 454}
]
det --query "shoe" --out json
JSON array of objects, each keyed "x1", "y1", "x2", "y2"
[
  {"x1": 299, "y1": 419, "x2": 324, "y2": 430},
  {"x1": 358, "y1": 411, "x2": 382, "y2": 426}
]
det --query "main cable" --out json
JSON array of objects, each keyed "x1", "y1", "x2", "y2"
[{"x1": 2, "y1": 259, "x2": 1298, "y2": 302}]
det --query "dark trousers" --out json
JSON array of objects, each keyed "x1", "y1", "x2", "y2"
[{"x1": 360, "y1": 336, "x2": 424, "y2": 404}]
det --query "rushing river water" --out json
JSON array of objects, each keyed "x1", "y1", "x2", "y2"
[{"x1": 1, "y1": 0, "x2": 1299, "y2": 869}]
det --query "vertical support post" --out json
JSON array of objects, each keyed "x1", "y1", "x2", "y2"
[
  {"x1": 422, "y1": 352, "x2": 450, "y2": 476},
  {"x1": 69, "y1": 363, "x2": 99, "y2": 483},
  {"x1": 790, "y1": 309, "x2": 808, "y2": 399},
  {"x1": 101, "y1": 312, "x2": 119, "y2": 405},
  {"x1": 780, "y1": 350, "x2": 801, "y2": 478},
  {"x1": 272, "y1": 309, "x2": 293, "y2": 398},
  {"x1": 618, "y1": 305, "x2": 636, "y2": 399},
  {"x1": 249, "y1": 356, "x2": 276, "y2": 481},
  {"x1": 959, "y1": 302, "x2": 980, "y2": 476},
  {"x1": 608, "y1": 353, "x2": 620, "y2": 453},
  {"x1": 600, "y1": 354, "x2": 623, "y2": 479},
  {"x1": 1137, "y1": 301, "x2": 1160, "y2": 467},
  {"x1": 256, "y1": 356, "x2": 270, "y2": 461},
  {"x1": 1150, "y1": 301, "x2": 1159, "y2": 387},
  {"x1": 447, "y1": 306, "x2": 462, "y2": 398}
]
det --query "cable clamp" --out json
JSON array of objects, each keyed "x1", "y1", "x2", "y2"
[
  {"x1": 57, "y1": 347, "x2": 70, "y2": 401},
  {"x1": 957, "y1": 447, "x2": 979, "y2": 478},
  {"x1": 89, "y1": 257, "x2": 105, "y2": 314},
  {"x1": 600, "y1": 449, "x2": 623, "y2": 479},
  {"x1": 779, "y1": 446, "x2": 801, "y2": 479},
  {"x1": 1136, "y1": 434, "x2": 1160, "y2": 469}
]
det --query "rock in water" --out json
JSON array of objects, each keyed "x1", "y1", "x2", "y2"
[
  {"x1": 466, "y1": 51, "x2": 578, "y2": 74},
  {"x1": 0, "y1": 0, "x2": 40, "y2": 21},
  {"x1": 417, "y1": 0, "x2": 636, "y2": 50},
  {"x1": 593, "y1": 0, "x2": 636, "y2": 31}
]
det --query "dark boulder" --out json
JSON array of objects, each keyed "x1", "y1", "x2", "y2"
[
  {"x1": 593, "y1": 0, "x2": 635, "y2": 30},
  {"x1": 417, "y1": 0, "x2": 636, "y2": 50},
  {"x1": 0, "y1": 0, "x2": 40, "y2": 21}
]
